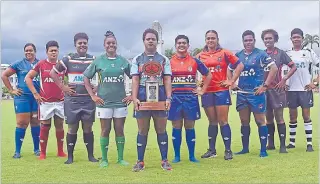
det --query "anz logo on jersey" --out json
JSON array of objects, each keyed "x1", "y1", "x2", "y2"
[
  {"x1": 240, "y1": 68, "x2": 256, "y2": 77},
  {"x1": 44, "y1": 76, "x2": 63, "y2": 83},
  {"x1": 102, "y1": 75, "x2": 124, "y2": 83},
  {"x1": 208, "y1": 65, "x2": 222, "y2": 73},
  {"x1": 295, "y1": 61, "x2": 307, "y2": 69},
  {"x1": 172, "y1": 75, "x2": 195, "y2": 83}
]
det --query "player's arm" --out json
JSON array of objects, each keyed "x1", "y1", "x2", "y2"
[
  {"x1": 194, "y1": 58, "x2": 212, "y2": 94},
  {"x1": 122, "y1": 61, "x2": 133, "y2": 105},
  {"x1": 163, "y1": 57, "x2": 172, "y2": 110},
  {"x1": 305, "y1": 49, "x2": 320, "y2": 90},
  {"x1": 25, "y1": 66, "x2": 43, "y2": 103},
  {"x1": 255, "y1": 54, "x2": 278, "y2": 95},
  {"x1": 1, "y1": 65, "x2": 22, "y2": 96},
  {"x1": 130, "y1": 56, "x2": 141, "y2": 110},
  {"x1": 83, "y1": 62, "x2": 104, "y2": 105},
  {"x1": 275, "y1": 52, "x2": 297, "y2": 90}
]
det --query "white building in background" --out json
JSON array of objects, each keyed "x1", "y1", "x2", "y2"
[
  {"x1": 1, "y1": 64, "x2": 17, "y2": 89},
  {"x1": 152, "y1": 20, "x2": 164, "y2": 55}
]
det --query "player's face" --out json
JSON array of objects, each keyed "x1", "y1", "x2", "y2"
[
  {"x1": 243, "y1": 35, "x2": 255, "y2": 51},
  {"x1": 24, "y1": 46, "x2": 36, "y2": 61},
  {"x1": 205, "y1": 32, "x2": 218, "y2": 50},
  {"x1": 291, "y1": 34, "x2": 303, "y2": 48},
  {"x1": 144, "y1": 33, "x2": 157, "y2": 52},
  {"x1": 75, "y1": 38, "x2": 88, "y2": 55},
  {"x1": 175, "y1": 38, "x2": 189, "y2": 54},
  {"x1": 263, "y1": 33, "x2": 275, "y2": 48},
  {"x1": 46, "y1": 46, "x2": 59, "y2": 61},
  {"x1": 104, "y1": 37, "x2": 117, "y2": 54}
]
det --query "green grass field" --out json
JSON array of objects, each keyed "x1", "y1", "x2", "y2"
[{"x1": 1, "y1": 95, "x2": 319, "y2": 183}]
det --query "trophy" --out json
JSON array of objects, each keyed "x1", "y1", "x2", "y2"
[{"x1": 139, "y1": 61, "x2": 166, "y2": 111}]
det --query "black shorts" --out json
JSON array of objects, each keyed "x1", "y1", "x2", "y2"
[
  {"x1": 286, "y1": 91, "x2": 314, "y2": 109},
  {"x1": 64, "y1": 95, "x2": 96, "y2": 124},
  {"x1": 266, "y1": 89, "x2": 287, "y2": 110}
]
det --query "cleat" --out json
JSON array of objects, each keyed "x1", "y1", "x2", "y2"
[
  {"x1": 224, "y1": 150, "x2": 233, "y2": 160},
  {"x1": 267, "y1": 145, "x2": 276, "y2": 150},
  {"x1": 286, "y1": 144, "x2": 295, "y2": 149},
  {"x1": 259, "y1": 151, "x2": 268, "y2": 157},
  {"x1": 12, "y1": 152, "x2": 21, "y2": 159},
  {"x1": 161, "y1": 160, "x2": 172, "y2": 171},
  {"x1": 306, "y1": 145, "x2": 314, "y2": 152},
  {"x1": 88, "y1": 156, "x2": 99, "y2": 162},
  {"x1": 279, "y1": 147, "x2": 288, "y2": 153},
  {"x1": 100, "y1": 160, "x2": 109, "y2": 168},
  {"x1": 235, "y1": 149, "x2": 249, "y2": 155},
  {"x1": 172, "y1": 157, "x2": 181, "y2": 163},
  {"x1": 57, "y1": 152, "x2": 67, "y2": 157},
  {"x1": 117, "y1": 160, "x2": 129, "y2": 166},
  {"x1": 34, "y1": 150, "x2": 40, "y2": 156},
  {"x1": 201, "y1": 149, "x2": 217, "y2": 158},
  {"x1": 64, "y1": 158, "x2": 73, "y2": 164},
  {"x1": 189, "y1": 157, "x2": 200, "y2": 163},
  {"x1": 39, "y1": 153, "x2": 46, "y2": 160},
  {"x1": 132, "y1": 161, "x2": 145, "y2": 172}
]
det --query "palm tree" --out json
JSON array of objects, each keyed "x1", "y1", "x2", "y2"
[
  {"x1": 302, "y1": 34, "x2": 319, "y2": 49},
  {"x1": 165, "y1": 48, "x2": 175, "y2": 59}
]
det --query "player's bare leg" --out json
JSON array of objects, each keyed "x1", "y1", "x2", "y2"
[
  {"x1": 132, "y1": 117, "x2": 150, "y2": 172},
  {"x1": 54, "y1": 115, "x2": 67, "y2": 157},
  {"x1": 13, "y1": 113, "x2": 31, "y2": 159},
  {"x1": 82, "y1": 122, "x2": 98, "y2": 162},
  {"x1": 39, "y1": 119, "x2": 51, "y2": 160},
  {"x1": 184, "y1": 120, "x2": 199, "y2": 163},
  {"x1": 274, "y1": 108, "x2": 288, "y2": 153},
  {"x1": 30, "y1": 112, "x2": 40, "y2": 156},
  {"x1": 113, "y1": 117, "x2": 129, "y2": 166},
  {"x1": 64, "y1": 123, "x2": 79, "y2": 164},
  {"x1": 302, "y1": 108, "x2": 313, "y2": 152},
  {"x1": 216, "y1": 105, "x2": 233, "y2": 160},
  {"x1": 154, "y1": 116, "x2": 172, "y2": 171},
  {"x1": 235, "y1": 107, "x2": 251, "y2": 155},
  {"x1": 266, "y1": 109, "x2": 276, "y2": 150},
  {"x1": 100, "y1": 118, "x2": 112, "y2": 168},
  {"x1": 287, "y1": 108, "x2": 298, "y2": 149},
  {"x1": 253, "y1": 113, "x2": 268, "y2": 157},
  {"x1": 172, "y1": 119, "x2": 183, "y2": 163},
  {"x1": 201, "y1": 106, "x2": 218, "y2": 158}
]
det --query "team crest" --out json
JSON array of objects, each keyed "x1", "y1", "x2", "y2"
[
  {"x1": 111, "y1": 64, "x2": 115, "y2": 67},
  {"x1": 259, "y1": 104, "x2": 264, "y2": 109},
  {"x1": 218, "y1": 57, "x2": 222, "y2": 62},
  {"x1": 188, "y1": 66, "x2": 193, "y2": 72}
]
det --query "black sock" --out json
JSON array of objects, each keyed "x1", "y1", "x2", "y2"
[
  {"x1": 83, "y1": 131, "x2": 94, "y2": 158},
  {"x1": 208, "y1": 124, "x2": 218, "y2": 152},
  {"x1": 277, "y1": 123, "x2": 286, "y2": 148},
  {"x1": 267, "y1": 123, "x2": 275, "y2": 147},
  {"x1": 66, "y1": 133, "x2": 77, "y2": 160}
]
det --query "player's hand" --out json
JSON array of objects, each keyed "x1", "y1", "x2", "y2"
[
  {"x1": 254, "y1": 86, "x2": 267, "y2": 95},
  {"x1": 61, "y1": 85, "x2": 76, "y2": 96},
  {"x1": 305, "y1": 83, "x2": 317, "y2": 91},
  {"x1": 91, "y1": 95, "x2": 104, "y2": 106},
  {"x1": 91, "y1": 84, "x2": 98, "y2": 94},
  {"x1": 33, "y1": 93, "x2": 44, "y2": 104},
  {"x1": 275, "y1": 79, "x2": 286, "y2": 92},
  {"x1": 133, "y1": 98, "x2": 141, "y2": 111},
  {"x1": 230, "y1": 83, "x2": 240, "y2": 91},
  {"x1": 165, "y1": 99, "x2": 171, "y2": 110},
  {"x1": 192, "y1": 86, "x2": 205, "y2": 96},
  {"x1": 9, "y1": 88, "x2": 23, "y2": 96},
  {"x1": 122, "y1": 95, "x2": 133, "y2": 106},
  {"x1": 220, "y1": 79, "x2": 234, "y2": 88}
]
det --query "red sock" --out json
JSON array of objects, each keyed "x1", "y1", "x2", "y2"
[
  {"x1": 40, "y1": 125, "x2": 50, "y2": 156},
  {"x1": 56, "y1": 129, "x2": 66, "y2": 156}
]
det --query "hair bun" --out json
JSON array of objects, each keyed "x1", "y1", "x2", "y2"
[{"x1": 105, "y1": 31, "x2": 114, "y2": 37}]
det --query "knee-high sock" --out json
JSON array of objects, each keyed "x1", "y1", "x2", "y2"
[
  {"x1": 220, "y1": 124, "x2": 231, "y2": 151},
  {"x1": 241, "y1": 125, "x2": 250, "y2": 151},
  {"x1": 258, "y1": 125, "x2": 268, "y2": 152},
  {"x1": 15, "y1": 127, "x2": 26, "y2": 154},
  {"x1": 276, "y1": 123, "x2": 286, "y2": 148},
  {"x1": 186, "y1": 128, "x2": 196, "y2": 159},
  {"x1": 137, "y1": 134, "x2": 147, "y2": 162},
  {"x1": 83, "y1": 131, "x2": 94, "y2": 157},
  {"x1": 289, "y1": 122, "x2": 297, "y2": 146},
  {"x1": 208, "y1": 124, "x2": 218, "y2": 152},
  {"x1": 304, "y1": 120, "x2": 312, "y2": 145},
  {"x1": 40, "y1": 124, "x2": 51, "y2": 155},
  {"x1": 31, "y1": 126, "x2": 40, "y2": 152},
  {"x1": 56, "y1": 129, "x2": 65, "y2": 153},
  {"x1": 267, "y1": 123, "x2": 275, "y2": 147},
  {"x1": 66, "y1": 133, "x2": 77, "y2": 159},
  {"x1": 100, "y1": 137, "x2": 109, "y2": 161},
  {"x1": 116, "y1": 136, "x2": 125, "y2": 161},
  {"x1": 157, "y1": 132, "x2": 168, "y2": 161},
  {"x1": 172, "y1": 128, "x2": 182, "y2": 158}
]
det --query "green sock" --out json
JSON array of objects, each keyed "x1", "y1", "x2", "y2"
[
  {"x1": 116, "y1": 136, "x2": 125, "y2": 161},
  {"x1": 100, "y1": 137, "x2": 109, "y2": 161}
]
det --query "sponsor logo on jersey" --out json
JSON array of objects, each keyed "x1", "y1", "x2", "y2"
[
  {"x1": 68, "y1": 74, "x2": 84, "y2": 84},
  {"x1": 102, "y1": 75, "x2": 124, "y2": 83},
  {"x1": 240, "y1": 68, "x2": 256, "y2": 76},
  {"x1": 208, "y1": 65, "x2": 222, "y2": 73},
  {"x1": 172, "y1": 75, "x2": 195, "y2": 83},
  {"x1": 44, "y1": 76, "x2": 63, "y2": 83}
]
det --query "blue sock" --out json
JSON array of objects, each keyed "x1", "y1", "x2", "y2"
[
  {"x1": 172, "y1": 128, "x2": 182, "y2": 158},
  {"x1": 208, "y1": 124, "x2": 218, "y2": 152},
  {"x1": 31, "y1": 126, "x2": 40, "y2": 152},
  {"x1": 186, "y1": 128, "x2": 196, "y2": 159},
  {"x1": 220, "y1": 124, "x2": 231, "y2": 151},
  {"x1": 157, "y1": 132, "x2": 168, "y2": 161},
  {"x1": 259, "y1": 125, "x2": 268, "y2": 152},
  {"x1": 241, "y1": 125, "x2": 250, "y2": 151},
  {"x1": 137, "y1": 134, "x2": 147, "y2": 162},
  {"x1": 15, "y1": 127, "x2": 26, "y2": 154}
]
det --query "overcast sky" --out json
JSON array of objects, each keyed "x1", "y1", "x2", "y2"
[{"x1": 1, "y1": 1, "x2": 319, "y2": 64}]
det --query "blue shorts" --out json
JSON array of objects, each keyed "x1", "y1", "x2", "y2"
[
  {"x1": 201, "y1": 90, "x2": 232, "y2": 108},
  {"x1": 168, "y1": 93, "x2": 201, "y2": 121},
  {"x1": 236, "y1": 92, "x2": 266, "y2": 113},
  {"x1": 13, "y1": 94, "x2": 38, "y2": 114},
  {"x1": 133, "y1": 85, "x2": 168, "y2": 119}
]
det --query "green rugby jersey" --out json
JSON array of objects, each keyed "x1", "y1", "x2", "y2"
[{"x1": 83, "y1": 54, "x2": 131, "y2": 108}]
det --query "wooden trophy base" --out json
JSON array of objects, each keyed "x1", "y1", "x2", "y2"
[{"x1": 139, "y1": 101, "x2": 166, "y2": 110}]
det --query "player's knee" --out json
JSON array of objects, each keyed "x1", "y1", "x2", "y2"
[
  {"x1": 274, "y1": 116, "x2": 284, "y2": 124},
  {"x1": 218, "y1": 121, "x2": 228, "y2": 126},
  {"x1": 101, "y1": 128, "x2": 111, "y2": 137},
  {"x1": 68, "y1": 125, "x2": 79, "y2": 134},
  {"x1": 302, "y1": 115, "x2": 311, "y2": 122},
  {"x1": 172, "y1": 121, "x2": 183, "y2": 129},
  {"x1": 255, "y1": 120, "x2": 266, "y2": 126},
  {"x1": 82, "y1": 123, "x2": 93, "y2": 134},
  {"x1": 184, "y1": 121, "x2": 195, "y2": 129},
  {"x1": 17, "y1": 120, "x2": 29, "y2": 128},
  {"x1": 115, "y1": 129, "x2": 124, "y2": 137}
]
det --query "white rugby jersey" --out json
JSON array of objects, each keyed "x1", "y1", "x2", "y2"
[{"x1": 284, "y1": 48, "x2": 319, "y2": 91}]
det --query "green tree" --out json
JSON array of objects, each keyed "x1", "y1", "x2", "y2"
[
  {"x1": 191, "y1": 48, "x2": 203, "y2": 57},
  {"x1": 165, "y1": 48, "x2": 175, "y2": 59},
  {"x1": 302, "y1": 34, "x2": 319, "y2": 49}
]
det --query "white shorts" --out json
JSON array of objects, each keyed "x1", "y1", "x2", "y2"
[
  {"x1": 38, "y1": 101, "x2": 64, "y2": 121},
  {"x1": 96, "y1": 107, "x2": 128, "y2": 119}
]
